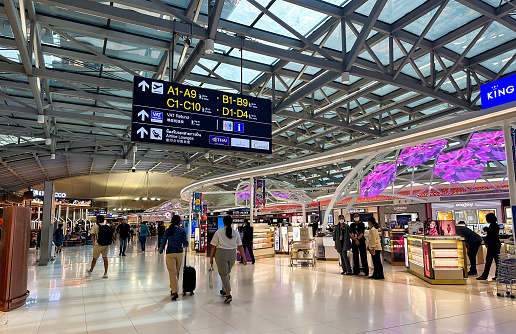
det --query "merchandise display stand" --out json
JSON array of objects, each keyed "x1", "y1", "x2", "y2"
[
  {"x1": 382, "y1": 228, "x2": 406, "y2": 265},
  {"x1": 253, "y1": 223, "x2": 275, "y2": 259},
  {"x1": 289, "y1": 239, "x2": 316, "y2": 266},
  {"x1": 406, "y1": 235, "x2": 467, "y2": 285}
]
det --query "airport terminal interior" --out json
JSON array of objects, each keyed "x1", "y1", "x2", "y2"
[{"x1": 1, "y1": 0, "x2": 516, "y2": 333}]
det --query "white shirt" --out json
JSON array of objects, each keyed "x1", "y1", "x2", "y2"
[{"x1": 211, "y1": 228, "x2": 242, "y2": 250}]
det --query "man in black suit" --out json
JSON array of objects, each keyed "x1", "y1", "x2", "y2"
[{"x1": 349, "y1": 213, "x2": 368, "y2": 276}]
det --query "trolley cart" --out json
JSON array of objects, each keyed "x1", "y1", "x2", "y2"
[
  {"x1": 289, "y1": 239, "x2": 316, "y2": 267},
  {"x1": 496, "y1": 253, "x2": 516, "y2": 299}
]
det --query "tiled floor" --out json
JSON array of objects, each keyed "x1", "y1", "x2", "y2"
[{"x1": 1, "y1": 237, "x2": 515, "y2": 334}]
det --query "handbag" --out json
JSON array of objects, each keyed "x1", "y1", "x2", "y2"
[{"x1": 208, "y1": 264, "x2": 214, "y2": 290}]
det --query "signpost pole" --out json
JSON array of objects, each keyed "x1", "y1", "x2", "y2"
[
  {"x1": 188, "y1": 192, "x2": 193, "y2": 250},
  {"x1": 503, "y1": 121, "x2": 516, "y2": 240},
  {"x1": 250, "y1": 177, "x2": 254, "y2": 225}
]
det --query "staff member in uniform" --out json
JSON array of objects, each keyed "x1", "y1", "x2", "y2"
[
  {"x1": 455, "y1": 221, "x2": 483, "y2": 276},
  {"x1": 240, "y1": 219, "x2": 255, "y2": 264},
  {"x1": 209, "y1": 216, "x2": 247, "y2": 304},
  {"x1": 349, "y1": 213, "x2": 368, "y2": 276},
  {"x1": 477, "y1": 213, "x2": 501, "y2": 280},
  {"x1": 333, "y1": 215, "x2": 352, "y2": 275}
]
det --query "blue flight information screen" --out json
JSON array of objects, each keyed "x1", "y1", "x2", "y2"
[{"x1": 131, "y1": 76, "x2": 272, "y2": 154}]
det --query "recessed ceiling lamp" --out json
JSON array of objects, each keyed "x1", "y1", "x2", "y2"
[
  {"x1": 342, "y1": 72, "x2": 350, "y2": 84},
  {"x1": 37, "y1": 114, "x2": 45, "y2": 123},
  {"x1": 205, "y1": 38, "x2": 215, "y2": 54}
]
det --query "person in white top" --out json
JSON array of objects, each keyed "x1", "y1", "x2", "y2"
[
  {"x1": 366, "y1": 217, "x2": 384, "y2": 279},
  {"x1": 209, "y1": 216, "x2": 247, "y2": 304}
]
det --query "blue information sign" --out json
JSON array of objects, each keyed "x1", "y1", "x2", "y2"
[
  {"x1": 480, "y1": 73, "x2": 516, "y2": 109},
  {"x1": 131, "y1": 76, "x2": 272, "y2": 153}
]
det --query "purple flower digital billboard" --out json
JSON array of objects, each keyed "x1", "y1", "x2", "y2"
[
  {"x1": 468, "y1": 131, "x2": 506, "y2": 161},
  {"x1": 361, "y1": 164, "x2": 397, "y2": 198},
  {"x1": 398, "y1": 140, "x2": 447, "y2": 166},
  {"x1": 433, "y1": 148, "x2": 485, "y2": 183}
]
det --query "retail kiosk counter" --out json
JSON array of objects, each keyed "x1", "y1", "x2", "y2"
[{"x1": 406, "y1": 235, "x2": 467, "y2": 285}]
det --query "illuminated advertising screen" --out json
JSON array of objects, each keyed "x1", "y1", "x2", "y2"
[
  {"x1": 468, "y1": 131, "x2": 506, "y2": 161},
  {"x1": 439, "y1": 220, "x2": 456, "y2": 236},
  {"x1": 433, "y1": 148, "x2": 485, "y2": 183},
  {"x1": 132, "y1": 76, "x2": 272, "y2": 153},
  {"x1": 423, "y1": 241, "x2": 432, "y2": 278},
  {"x1": 424, "y1": 220, "x2": 441, "y2": 236},
  {"x1": 398, "y1": 139, "x2": 447, "y2": 166},
  {"x1": 360, "y1": 164, "x2": 397, "y2": 198}
]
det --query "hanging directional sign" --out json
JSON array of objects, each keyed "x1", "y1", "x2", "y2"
[{"x1": 131, "y1": 76, "x2": 272, "y2": 153}]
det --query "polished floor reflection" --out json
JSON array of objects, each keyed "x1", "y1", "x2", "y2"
[{"x1": 0, "y1": 237, "x2": 515, "y2": 334}]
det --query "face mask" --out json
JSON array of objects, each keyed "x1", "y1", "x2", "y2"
[
  {"x1": 354, "y1": 217, "x2": 360, "y2": 222},
  {"x1": 339, "y1": 219, "x2": 344, "y2": 223}
]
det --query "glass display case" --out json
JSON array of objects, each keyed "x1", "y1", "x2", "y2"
[{"x1": 406, "y1": 235, "x2": 467, "y2": 284}]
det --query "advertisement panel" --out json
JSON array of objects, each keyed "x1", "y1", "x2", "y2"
[
  {"x1": 254, "y1": 179, "x2": 266, "y2": 208},
  {"x1": 423, "y1": 241, "x2": 432, "y2": 278},
  {"x1": 480, "y1": 73, "x2": 516, "y2": 109},
  {"x1": 194, "y1": 192, "x2": 201, "y2": 213}
]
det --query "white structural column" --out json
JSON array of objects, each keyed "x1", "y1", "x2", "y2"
[
  {"x1": 323, "y1": 155, "x2": 375, "y2": 231},
  {"x1": 250, "y1": 177, "x2": 254, "y2": 224},
  {"x1": 502, "y1": 121, "x2": 516, "y2": 239}
]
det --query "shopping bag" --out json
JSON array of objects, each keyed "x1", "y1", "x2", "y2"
[{"x1": 208, "y1": 265, "x2": 214, "y2": 290}]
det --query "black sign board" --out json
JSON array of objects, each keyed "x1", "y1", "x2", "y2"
[{"x1": 131, "y1": 76, "x2": 272, "y2": 153}]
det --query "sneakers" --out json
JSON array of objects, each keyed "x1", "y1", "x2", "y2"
[
  {"x1": 86, "y1": 269, "x2": 92, "y2": 276},
  {"x1": 122, "y1": 253, "x2": 126, "y2": 256},
  {"x1": 102, "y1": 273, "x2": 108, "y2": 279},
  {"x1": 220, "y1": 289, "x2": 226, "y2": 296},
  {"x1": 171, "y1": 292, "x2": 179, "y2": 301},
  {"x1": 224, "y1": 295, "x2": 232, "y2": 304}
]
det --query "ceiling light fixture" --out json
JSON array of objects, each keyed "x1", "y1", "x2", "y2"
[
  {"x1": 342, "y1": 72, "x2": 350, "y2": 84},
  {"x1": 205, "y1": 38, "x2": 215, "y2": 54},
  {"x1": 45, "y1": 138, "x2": 52, "y2": 145},
  {"x1": 37, "y1": 114, "x2": 45, "y2": 123},
  {"x1": 50, "y1": 153, "x2": 56, "y2": 160}
]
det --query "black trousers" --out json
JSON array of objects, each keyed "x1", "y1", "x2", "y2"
[
  {"x1": 467, "y1": 241, "x2": 481, "y2": 273},
  {"x1": 352, "y1": 240, "x2": 368, "y2": 274},
  {"x1": 242, "y1": 241, "x2": 255, "y2": 263},
  {"x1": 482, "y1": 247, "x2": 500, "y2": 278},
  {"x1": 371, "y1": 251, "x2": 384, "y2": 278}
]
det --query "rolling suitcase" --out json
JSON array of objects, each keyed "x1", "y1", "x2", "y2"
[{"x1": 182, "y1": 249, "x2": 196, "y2": 295}]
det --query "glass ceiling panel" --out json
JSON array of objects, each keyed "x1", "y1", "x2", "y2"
[
  {"x1": 371, "y1": 85, "x2": 399, "y2": 96},
  {"x1": 283, "y1": 62, "x2": 320, "y2": 75},
  {"x1": 481, "y1": 0, "x2": 504, "y2": 7},
  {"x1": 229, "y1": 49, "x2": 278, "y2": 65},
  {"x1": 466, "y1": 22, "x2": 516, "y2": 58},
  {"x1": 214, "y1": 63, "x2": 262, "y2": 84},
  {"x1": 254, "y1": 0, "x2": 328, "y2": 39},
  {"x1": 359, "y1": 37, "x2": 404, "y2": 65},
  {"x1": 36, "y1": 3, "x2": 108, "y2": 26},
  {"x1": 403, "y1": 1, "x2": 481, "y2": 41},
  {"x1": 480, "y1": 50, "x2": 516, "y2": 74},
  {"x1": 224, "y1": 0, "x2": 262, "y2": 26},
  {"x1": 357, "y1": 0, "x2": 428, "y2": 24}
]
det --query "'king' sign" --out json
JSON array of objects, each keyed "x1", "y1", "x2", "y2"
[{"x1": 480, "y1": 73, "x2": 516, "y2": 109}]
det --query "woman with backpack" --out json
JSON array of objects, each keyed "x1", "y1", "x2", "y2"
[
  {"x1": 159, "y1": 215, "x2": 188, "y2": 300},
  {"x1": 209, "y1": 215, "x2": 247, "y2": 304}
]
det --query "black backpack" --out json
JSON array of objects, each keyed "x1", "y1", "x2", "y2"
[{"x1": 97, "y1": 224, "x2": 113, "y2": 246}]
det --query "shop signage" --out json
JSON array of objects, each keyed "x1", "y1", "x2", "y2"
[
  {"x1": 454, "y1": 203, "x2": 474, "y2": 208},
  {"x1": 131, "y1": 76, "x2": 272, "y2": 153},
  {"x1": 33, "y1": 190, "x2": 66, "y2": 198},
  {"x1": 193, "y1": 193, "x2": 201, "y2": 213},
  {"x1": 349, "y1": 209, "x2": 366, "y2": 214},
  {"x1": 480, "y1": 73, "x2": 516, "y2": 109},
  {"x1": 391, "y1": 206, "x2": 408, "y2": 212}
]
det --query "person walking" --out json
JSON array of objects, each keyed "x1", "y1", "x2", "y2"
[
  {"x1": 477, "y1": 213, "x2": 501, "y2": 280},
  {"x1": 311, "y1": 216, "x2": 320, "y2": 237},
  {"x1": 157, "y1": 222, "x2": 166, "y2": 251},
  {"x1": 159, "y1": 215, "x2": 188, "y2": 300},
  {"x1": 54, "y1": 223, "x2": 64, "y2": 254},
  {"x1": 333, "y1": 215, "x2": 352, "y2": 275},
  {"x1": 117, "y1": 219, "x2": 130, "y2": 256},
  {"x1": 209, "y1": 216, "x2": 247, "y2": 304},
  {"x1": 349, "y1": 213, "x2": 369, "y2": 276},
  {"x1": 366, "y1": 217, "x2": 384, "y2": 279},
  {"x1": 240, "y1": 219, "x2": 255, "y2": 264},
  {"x1": 87, "y1": 215, "x2": 113, "y2": 278},
  {"x1": 139, "y1": 221, "x2": 149, "y2": 252},
  {"x1": 455, "y1": 221, "x2": 483, "y2": 275}
]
